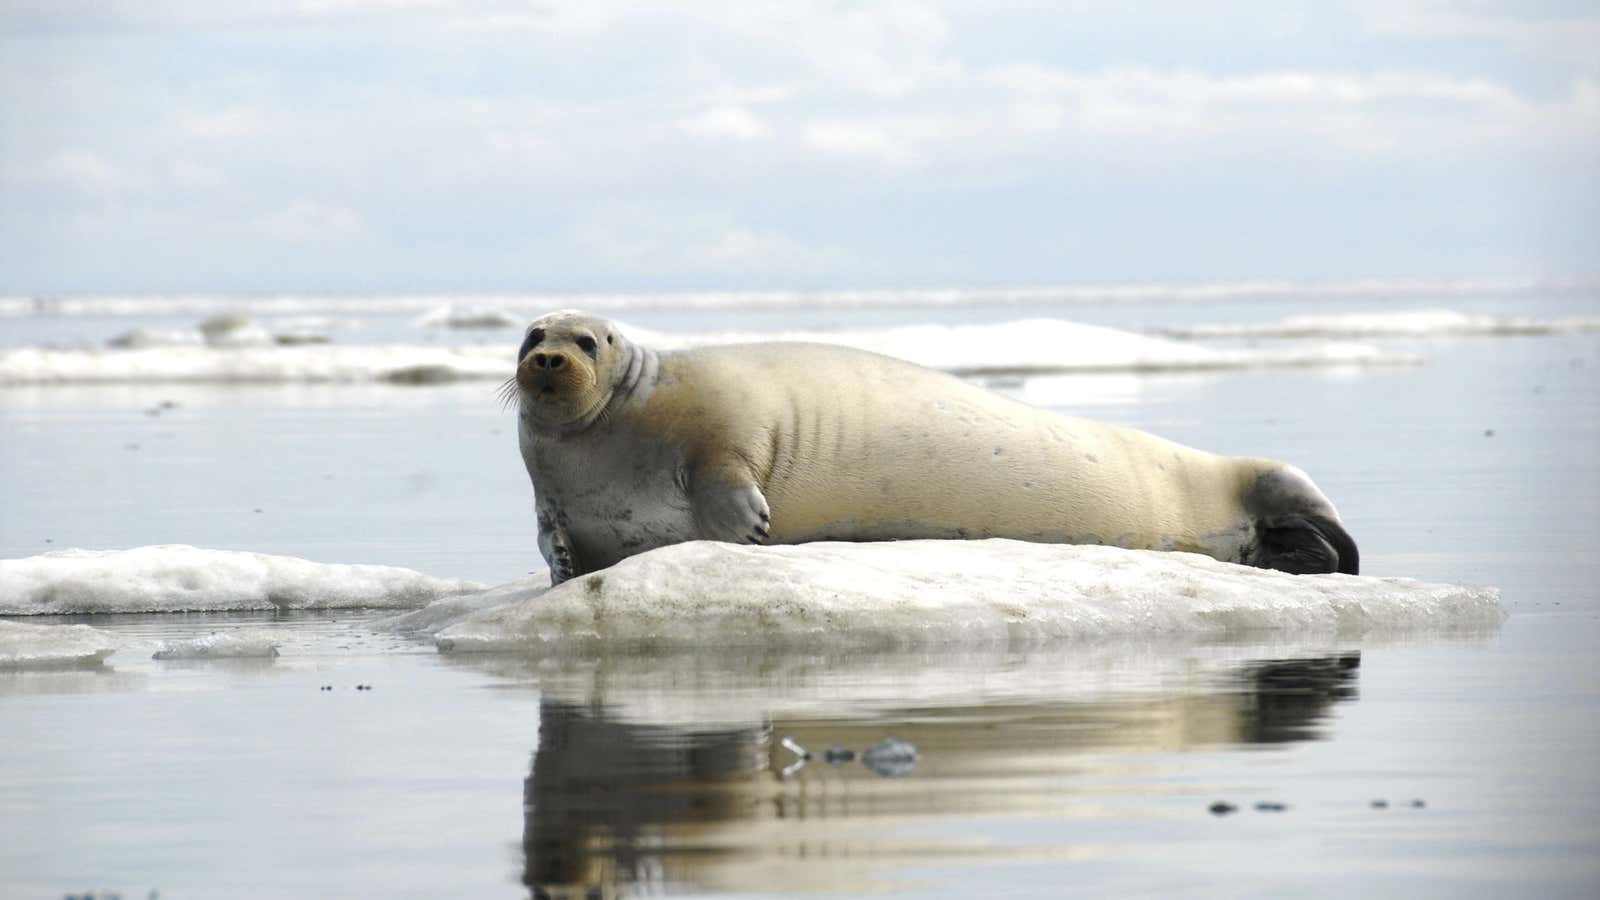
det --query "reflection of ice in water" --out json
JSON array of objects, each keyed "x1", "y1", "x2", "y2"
[{"x1": 507, "y1": 645, "x2": 1365, "y2": 897}]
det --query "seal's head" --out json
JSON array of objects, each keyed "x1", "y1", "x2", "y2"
[{"x1": 509, "y1": 310, "x2": 630, "y2": 434}]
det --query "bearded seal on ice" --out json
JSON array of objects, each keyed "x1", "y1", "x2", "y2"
[{"x1": 510, "y1": 311, "x2": 1358, "y2": 585}]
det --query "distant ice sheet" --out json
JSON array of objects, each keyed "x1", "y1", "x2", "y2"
[
  {"x1": 0, "y1": 343, "x2": 510, "y2": 386},
  {"x1": 0, "y1": 545, "x2": 485, "y2": 615},
  {"x1": 0, "y1": 620, "x2": 117, "y2": 668},
  {"x1": 634, "y1": 319, "x2": 1418, "y2": 376},
  {"x1": 1160, "y1": 308, "x2": 1600, "y2": 339},
  {"x1": 418, "y1": 540, "x2": 1504, "y2": 654},
  {"x1": 0, "y1": 317, "x2": 1415, "y2": 385},
  {"x1": 0, "y1": 279, "x2": 1584, "y2": 319}
]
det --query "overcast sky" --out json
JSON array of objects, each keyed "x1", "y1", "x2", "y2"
[{"x1": 1, "y1": 1, "x2": 1595, "y2": 294}]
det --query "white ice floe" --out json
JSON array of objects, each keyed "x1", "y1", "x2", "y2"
[
  {"x1": 1159, "y1": 308, "x2": 1600, "y2": 340},
  {"x1": 151, "y1": 630, "x2": 282, "y2": 660},
  {"x1": 412, "y1": 539, "x2": 1503, "y2": 654},
  {"x1": 0, "y1": 619, "x2": 118, "y2": 668},
  {"x1": 0, "y1": 545, "x2": 485, "y2": 615},
  {"x1": 107, "y1": 327, "x2": 205, "y2": 349},
  {"x1": 197, "y1": 313, "x2": 276, "y2": 347},
  {"x1": 0, "y1": 317, "x2": 1415, "y2": 385}
]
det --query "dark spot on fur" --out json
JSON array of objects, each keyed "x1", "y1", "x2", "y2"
[{"x1": 585, "y1": 574, "x2": 605, "y2": 594}]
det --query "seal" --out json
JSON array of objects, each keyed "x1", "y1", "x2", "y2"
[{"x1": 510, "y1": 311, "x2": 1359, "y2": 585}]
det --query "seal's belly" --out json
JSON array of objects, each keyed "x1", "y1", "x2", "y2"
[{"x1": 533, "y1": 437, "x2": 696, "y2": 571}]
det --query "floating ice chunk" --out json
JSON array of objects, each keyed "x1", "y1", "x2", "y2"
[
  {"x1": 1160, "y1": 308, "x2": 1600, "y2": 339},
  {"x1": 0, "y1": 619, "x2": 118, "y2": 668},
  {"x1": 429, "y1": 540, "x2": 1503, "y2": 654},
  {"x1": 152, "y1": 630, "x2": 281, "y2": 660},
  {"x1": 198, "y1": 313, "x2": 275, "y2": 347},
  {"x1": 107, "y1": 327, "x2": 204, "y2": 349},
  {"x1": 0, "y1": 545, "x2": 485, "y2": 615}
]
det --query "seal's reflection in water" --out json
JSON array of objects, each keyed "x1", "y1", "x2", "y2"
[{"x1": 509, "y1": 648, "x2": 1361, "y2": 898}]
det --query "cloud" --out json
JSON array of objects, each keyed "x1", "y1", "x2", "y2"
[
  {"x1": 802, "y1": 121, "x2": 921, "y2": 165},
  {"x1": 6, "y1": 150, "x2": 151, "y2": 195},
  {"x1": 680, "y1": 106, "x2": 771, "y2": 141},
  {"x1": 179, "y1": 107, "x2": 270, "y2": 141},
  {"x1": 1, "y1": 1, "x2": 1595, "y2": 291}
]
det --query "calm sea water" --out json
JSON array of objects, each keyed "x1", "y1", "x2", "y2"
[{"x1": 2, "y1": 294, "x2": 1597, "y2": 897}]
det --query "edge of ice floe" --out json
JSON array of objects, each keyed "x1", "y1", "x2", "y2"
[{"x1": 401, "y1": 539, "x2": 1504, "y2": 654}]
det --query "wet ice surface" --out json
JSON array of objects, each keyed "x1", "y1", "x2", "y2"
[
  {"x1": 0, "y1": 539, "x2": 1501, "y2": 666},
  {"x1": 386, "y1": 540, "x2": 1502, "y2": 654}
]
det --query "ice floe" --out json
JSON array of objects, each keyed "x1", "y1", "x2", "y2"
[
  {"x1": 1159, "y1": 308, "x2": 1600, "y2": 340},
  {"x1": 402, "y1": 539, "x2": 1503, "y2": 654},
  {"x1": 0, "y1": 545, "x2": 485, "y2": 615},
  {"x1": 196, "y1": 313, "x2": 276, "y2": 347},
  {"x1": 151, "y1": 630, "x2": 282, "y2": 660},
  {"x1": 0, "y1": 619, "x2": 118, "y2": 668}
]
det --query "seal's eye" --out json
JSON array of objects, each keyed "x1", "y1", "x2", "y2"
[
  {"x1": 606, "y1": 334, "x2": 614, "y2": 345},
  {"x1": 517, "y1": 328, "x2": 545, "y2": 362},
  {"x1": 576, "y1": 335, "x2": 598, "y2": 355}
]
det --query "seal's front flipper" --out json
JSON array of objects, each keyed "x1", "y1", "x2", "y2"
[
  {"x1": 537, "y1": 511, "x2": 580, "y2": 585},
  {"x1": 1252, "y1": 514, "x2": 1359, "y2": 575},
  {"x1": 690, "y1": 460, "x2": 773, "y2": 545}
]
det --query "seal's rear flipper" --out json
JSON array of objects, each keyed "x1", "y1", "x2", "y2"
[{"x1": 1252, "y1": 514, "x2": 1359, "y2": 575}]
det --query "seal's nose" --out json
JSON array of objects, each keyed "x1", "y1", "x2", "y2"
[{"x1": 531, "y1": 352, "x2": 567, "y2": 371}]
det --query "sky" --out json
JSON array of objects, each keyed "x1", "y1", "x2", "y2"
[{"x1": 0, "y1": 0, "x2": 1596, "y2": 294}]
